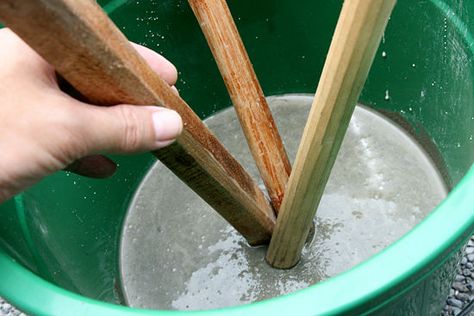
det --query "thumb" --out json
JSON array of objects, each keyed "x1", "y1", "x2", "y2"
[{"x1": 79, "y1": 104, "x2": 183, "y2": 154}]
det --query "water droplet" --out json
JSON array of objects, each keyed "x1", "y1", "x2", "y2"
[
  {"x1": 384, "y1": 90, "x2": 390, "y2": 101},
  {"x1": 412, "y1": 63, "x2": 416, "y2": 68},
  {"x1": 381, "y1": 51, "x2": 387, "y2": 58}
]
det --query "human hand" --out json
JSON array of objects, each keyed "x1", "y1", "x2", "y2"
[{"x1": 0, "y1": 28, "x2": 183, "y2": 203}]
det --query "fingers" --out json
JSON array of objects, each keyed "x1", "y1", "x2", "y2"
[
  {"x1": 5, "y1": 29, "x2": 183, "y2": 155},
  {"x1": 65, "y1": 155, "x2": 117, "y2": 178},
  {"x1": 78, "y1": 104, "x2": 183, "y2": 154},
  {"x1": 131, "y1": 42, "x2": 178, "y2": 86},
  {"x1": 0, "y1": 28, "x2": 55, "y2": 84},
  {"x1": 1, "y1": 29, "x2": 177, "y2": 92},
  {"x1": 62, "y1": 43, "x2": 182, "y2": 169},
  {"x1": 64, "y1": 43, "x2": 182, "y2": 169},
  {"x1": 0, "y1": 29, "x2": 182, "y2": 185},
  {"x1": 72, "y1": 43, "x2": 181, "y2": 157}
]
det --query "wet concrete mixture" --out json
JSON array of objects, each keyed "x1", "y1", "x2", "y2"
[{"x1": 119, "y1": 95, "x2": 446, "y2": 310}]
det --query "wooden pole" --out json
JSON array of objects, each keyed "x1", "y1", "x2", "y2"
[
  {"x1": 187, "y1": 0, "x2": 291, "y2": 212},
  {"x1": 0, "y1": 0, "x2": 276, "y2": 245},
  {"x1": 266, "y1": 0, "x2": 397, "y2": 268}
]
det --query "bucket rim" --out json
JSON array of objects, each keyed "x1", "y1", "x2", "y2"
[{"x1": 0, "y1": 166, "x2": 472, "y2": 315}]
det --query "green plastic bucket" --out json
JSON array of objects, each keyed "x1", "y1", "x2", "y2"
[{"x1": 0, "y1": 0, "x2": 473, "y2": 314}]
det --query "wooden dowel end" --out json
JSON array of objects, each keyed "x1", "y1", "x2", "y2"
[{"x1": 266, "y1": 0, "x2": 397, "y2": 268}]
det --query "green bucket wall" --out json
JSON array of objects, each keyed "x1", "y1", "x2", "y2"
[{"x1": 0, "y1": 0, "x2": 473, "y2": 315}]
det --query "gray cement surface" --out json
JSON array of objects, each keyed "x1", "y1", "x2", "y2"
[{"x1": 120, "y1": 95, "x2": 446, "y2": 310}]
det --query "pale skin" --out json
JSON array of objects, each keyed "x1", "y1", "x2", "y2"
[{"x1": 0, "y1": 29, "x2": 183, "y2": 203}]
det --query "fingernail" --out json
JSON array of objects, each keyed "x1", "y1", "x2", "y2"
[
  {"x1": 152, "y1": 109, "x2": 183, "y2": 142},
  {"x1": 156, "y1": 139, "x2": 177, "y2": 148}
]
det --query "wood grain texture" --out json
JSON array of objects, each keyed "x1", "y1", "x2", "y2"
[
  {"x1": 0, "y1": 0, "x2": 276, "y2": 245},
  {"x1": 188, "y1": 0, "x2": 291, "y2": 212},
  {"x1": 266, "y1": 0, "x2": 397, "y2": 268}
]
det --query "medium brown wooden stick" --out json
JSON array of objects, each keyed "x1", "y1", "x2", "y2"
[
  {"x1": 266, "y1": 0, "x2": 397, "y2": 268},
  {"x1": 0, "y1": 0, "x2": 276, "y2": 245},
  {"x1": 188, "y1": 0, "x2": 291, "y2": 212}
]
